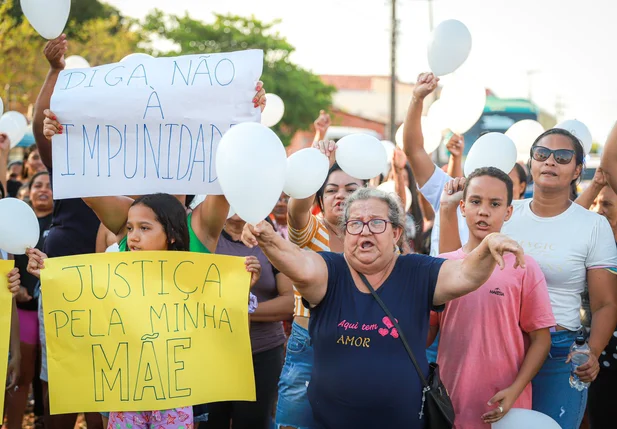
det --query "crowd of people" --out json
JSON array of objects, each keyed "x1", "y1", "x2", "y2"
[{"x1": 0, "y1": 34, "x2": 616, "y2": 429}]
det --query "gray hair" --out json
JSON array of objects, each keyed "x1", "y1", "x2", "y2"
[{"x1": 341, "y1": 188, "x2": 405, "y2": 232}]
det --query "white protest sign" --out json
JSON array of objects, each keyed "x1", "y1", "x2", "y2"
[{"x1": 50, "y1": 50, "x2": 264, "y2": 199}]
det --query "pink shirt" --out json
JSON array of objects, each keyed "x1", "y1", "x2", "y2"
[{"x1": 433, "y1": 249, "x2": 555, "y2": 429}]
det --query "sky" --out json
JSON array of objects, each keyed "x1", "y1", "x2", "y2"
[{"x1": 106, "y1": 0, "x2": 617, "y2": 143}]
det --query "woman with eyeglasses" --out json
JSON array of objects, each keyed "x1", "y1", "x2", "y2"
[
  {"x1": 440, "y1": 128, "x2": 617, "y2": 429},
  {"x1": 241, "y1": 187, "x2": 526, "y2": 428}
]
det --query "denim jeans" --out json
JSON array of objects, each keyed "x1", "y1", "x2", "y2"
[
  {"x1": 532, "y1": 330, "x2": 588, "y2": 429},
  {"x1": 275, "y1": 321, "x2": 316, "y2": 429}
]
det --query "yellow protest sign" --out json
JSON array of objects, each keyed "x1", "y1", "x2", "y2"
[
  {"x1": 41, "y1": 251, "x2": 255, "y2": 414},
  {"x1": 0, "y1": 260, "x2": 14, "y2": 418}
]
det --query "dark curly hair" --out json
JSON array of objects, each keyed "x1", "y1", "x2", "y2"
[{"x1": 131, "y1": 193, "x2": 190, "y2": 251}]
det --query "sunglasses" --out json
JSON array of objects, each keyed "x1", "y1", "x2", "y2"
[{"x1": 531, "y1": 146, "x2": 575, "y2": 165}]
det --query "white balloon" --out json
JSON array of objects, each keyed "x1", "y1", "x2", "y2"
[
  {"x1": 377, "y1": 181, "x2": 412, "y2": 212},
  {"x1": 394, "y1": 122, "x2": 441, "y2": 154},
  {"x1": 427, "y1": 99, "x2": 449, "y2": 132},
  {"x1": 336, "y1": 133, "x2": 388, "y2": 180},
  {"x1": 464, "y1": 132, "x2": 517, "y2": 177},
  {"x1": 216, "y1": 122, "x2": 287, "y2": 224},
  {"x1": 395, "y1": 124, "x2": 405, "y2": 148},
  {"x1": 120, "y1": 53, "x2": 154, "y2": 63},
  {"x1": 505, "y1": 120, "x2": 545, "y2": 162},
  {"x1": 555, "y1": 119, "x2": 592, "y2": 155},
  {"x1": 65, "y1": 55, "x2": 90, "y2": 70},
  {"x1": 440, "y1": 77, "x2": 486, "y2": 134},
  {"x1": 283, "y1": 148, "x2": 330, "y2": 199},
  {"x1": 0, "y1": 198, "x2": 40, "y2": 255},
  {"x1": 381, "y1": 140, "x2": 396, "y2": 176},
  {"x1": 492, "y1": 408, "x2": 562, "y2": 429},
  {"x1": 422, "y1": 116, "x2": 443, "y2": 154},
  {"x1": 427, "y1": 20, "x2": 472, "y2": 77},
  {"x1": 21, "y1": 0, "x2": 70, "y2": 40},
  {"x1": 0, "y1": 111, "x2": 28, "y2": 148},
  {"x1": 261, "y1": 93, "x2": 285, "y2": 127}
]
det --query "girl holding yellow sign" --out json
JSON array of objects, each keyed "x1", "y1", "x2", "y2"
[{"x1": 26, "y1": 191, "x2": 262, "y2": 429}]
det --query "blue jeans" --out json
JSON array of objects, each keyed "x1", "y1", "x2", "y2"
[
  {"x1": 532, "y1": 330, "x2": 588, "y2": 429},
  {"x1": 275, "y1": 321, "x2": 315, "y2": 429}
]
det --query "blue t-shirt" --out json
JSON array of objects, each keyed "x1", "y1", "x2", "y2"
[{"x1": 308, "y1": 252, "x2": 445, "y2": 429}]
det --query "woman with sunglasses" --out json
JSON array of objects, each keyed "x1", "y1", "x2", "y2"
[
  {"x1": 502, "y1": 131, "x2": 617, "y2": 428},
  {"x1": 440, "y1": 129, "x2": 617, "y2": 428}
]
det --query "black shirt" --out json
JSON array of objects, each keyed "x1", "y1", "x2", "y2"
[
  {"x1": 43, "y1": 168, "x2": 100, "y2": 258},
  {"x1": 15, "y1": 213, "x2": 52, "y2": 311}
]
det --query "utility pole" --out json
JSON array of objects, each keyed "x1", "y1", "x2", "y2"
[
  {"x1": 428, "y1": 0, "x2": 434, "y2": 31},
  {"x1": 526, "y1": 69, "x2": 539, "y2": 102},
  {"x1": 389, "y1": 0, "x2": 397, "y2": 142}
]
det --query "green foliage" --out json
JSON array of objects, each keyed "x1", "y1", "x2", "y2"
[{"x1": 142, "y1": 11, "x2": 334, "y2": 144}]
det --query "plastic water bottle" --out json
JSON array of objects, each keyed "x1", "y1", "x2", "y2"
[{"x1": 569, "y1": 336, "x2": 590, "y2": 391}]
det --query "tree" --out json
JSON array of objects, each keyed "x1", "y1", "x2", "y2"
[
  {"x1": 142, "y1": 11, "x2": 335, "y2": 145},
  {"x1": 6, "y1": 0, "x2": 122, "y2": 28},
  {"x1": 0, "y1": 0, "x2": 144, "y2": 114}
]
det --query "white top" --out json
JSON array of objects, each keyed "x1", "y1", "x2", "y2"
[
  {"x1": 502, "y1": 199, "x2": 617, "y2": 330},
  {"x1": 419, "y1": 166, "x2": 469, "y2": 256}
]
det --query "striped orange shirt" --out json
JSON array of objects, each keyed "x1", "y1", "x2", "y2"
[{"x1": 288, "y1": 214, "x2": 330, "y2": 317}]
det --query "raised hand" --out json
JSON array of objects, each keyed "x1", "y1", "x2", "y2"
[
  {"x1": 413, "y1": 72, "x2": 439, "y2": 100},
  {"x1": 392, "y1": 148, "x2": 407, "y2": 171},
  {"x1": 440, "y1": 177, "x2": 466, "y2": 207},
  {"x1": 445, "y1": 133, "x2": 465, "y2": 158},
  {"x1": 43, "y1": 34, "x2": 67, "y2": 71},
  {"x1": 314, "y1": 110, "x2": 332, "y2": 140},
  {"x1": 0, "y1": 133, "x2": 11, "y2": 153},
  {"x1": 312, "y1": 139, "x2": 336, "y2": 169}
]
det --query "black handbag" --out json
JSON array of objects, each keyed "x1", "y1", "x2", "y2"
[{"x1": 358, "y1": 273, "x2": 455, "y2": 429}]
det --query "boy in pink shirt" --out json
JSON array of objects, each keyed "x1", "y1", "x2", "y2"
[{"x1": 429, "y1": 167, "x2": 555, "y2": 428}]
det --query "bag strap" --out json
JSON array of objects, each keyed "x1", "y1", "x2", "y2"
[{"x1": 358, "y1": 272, "x2": 429, "y2": 388}]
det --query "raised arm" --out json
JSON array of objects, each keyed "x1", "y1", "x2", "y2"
[
  {"x1": 391, "y1": 148, "x2": 408, "y2": 208},
  {"x1": 245, "y1": 220, "x2": 328, "y2": 306},
  {"x1": 575, "y1": 167, "x2": 606, "y2": 209},
  {"x1": 288, "y1": 112, "x2": 333, "y2": 230},
  {"x1": 445, "y1": 133, "x2": 465, "y2": 179},
  {"x1": 403, "y1": 72, "x2": 440, "y2": 187},
  {"x1": 33, "y1": 35, "x2": 67, "y2": 169},
  {"x1": 439, "y1": 178, "x2": 465, "y2": 253},
  {"x1": 602, "y1": 122, "x2": 617, "y2": 192},
  {"x1": 191, "y1": 195, "x2": 230, "y2": 252},
  {"x1": 83, "y1": 196, "x2": 133, "y2": 237},
  {"x1": 433, "y1": 233, "x2": 525, "y2": 305},
  {"x1": 0, "y1": 133, "x2": 10, "y2": 196}
]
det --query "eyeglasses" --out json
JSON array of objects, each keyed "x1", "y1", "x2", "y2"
[
  {"x1": 345, "y1": 219, "x2": 390, "y2": 235},
  {"x1": 531, "y1": 146, "x2": 575, "y2": 165}
]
